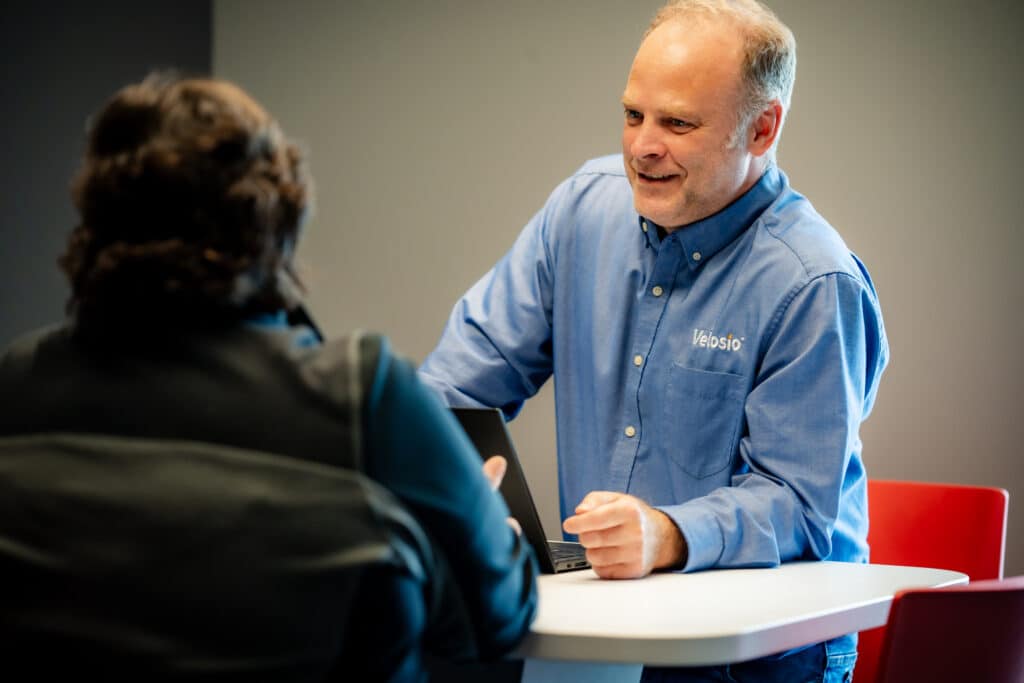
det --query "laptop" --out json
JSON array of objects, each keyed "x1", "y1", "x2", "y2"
[{"x1": 451, "y1": 407, "x2": 590, "y2": 574}]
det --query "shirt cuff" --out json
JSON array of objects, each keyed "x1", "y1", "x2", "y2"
[{"x1": 656, "y1": 502, "x2": 724, "y2": 572}]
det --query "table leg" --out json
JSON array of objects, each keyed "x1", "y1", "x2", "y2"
[{"x1": 522, "y1": 659, "x2": 642, "y2": 683}]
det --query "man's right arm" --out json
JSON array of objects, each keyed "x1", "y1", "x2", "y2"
[{"x1": 418, "y1": 184, "x2": 568, "y2": 415}]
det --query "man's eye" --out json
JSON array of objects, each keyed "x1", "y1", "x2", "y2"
[
  {"x1": 625, "y1": 109, "x2": 642, "y2": 121},
  {"x1": 670, "y1": 119, "x2": 692, "y2": 129}
]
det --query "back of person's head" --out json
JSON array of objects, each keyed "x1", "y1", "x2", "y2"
[{"x1": 61, "y1": 72, "x2": 312, "y2": 333}]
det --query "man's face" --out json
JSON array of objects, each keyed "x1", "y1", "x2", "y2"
[{"x1": 622, "y1": 19, "x2": 759, "y2": 231}]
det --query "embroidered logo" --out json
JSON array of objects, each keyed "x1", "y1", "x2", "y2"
[{"x1": 692, "y1": 329, "x2": 744, "y2": 353}]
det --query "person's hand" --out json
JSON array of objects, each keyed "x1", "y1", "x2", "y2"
[
  {"x1": 482, "y1": 455, "x2": 507, "y2": 490},
  {"x1": 482, "y1": 455, "x2": 522, "y2": 536},
  {"x1": 562, "y1": 491, "x2": 686, "y2": 579}
]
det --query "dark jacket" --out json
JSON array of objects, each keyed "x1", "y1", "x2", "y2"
[{"x1": 0, "y1": 322, "x2": 537, "y2": 681}]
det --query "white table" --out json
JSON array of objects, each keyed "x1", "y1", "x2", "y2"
[{"x1": 517, "y1": 561, "x2": 967, "y2": 683}]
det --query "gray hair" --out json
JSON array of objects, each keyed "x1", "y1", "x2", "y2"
[{"x1": 645, "y1": 0, "x2": 797, "y2": 157}]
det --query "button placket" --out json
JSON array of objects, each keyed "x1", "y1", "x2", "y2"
[{"x1": 611, "y1": 235, "x2": 680, "y2": 490}]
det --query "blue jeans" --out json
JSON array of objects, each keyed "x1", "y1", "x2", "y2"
[{"x1": 639, "y1": 643, "x2": 857, "y2": 683}]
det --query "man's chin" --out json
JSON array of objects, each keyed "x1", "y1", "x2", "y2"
[{"x1": 634, "y1": 204, "x2": 685, "y2": 230}]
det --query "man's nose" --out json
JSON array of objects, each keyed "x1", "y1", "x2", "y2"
[{"x1": 629, "y1": 122, "x2": 666, "y2": 159}]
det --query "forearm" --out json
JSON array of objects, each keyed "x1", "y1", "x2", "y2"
[
  {"x1": 419, "y1": 200, "x2": 561, "y2": 416},
  {"x1": 652, "y1": 509, "x2": 688, "y2": 570},
  {"x1": 367, "y1": 348, "x2": 539, "y2": 655},
  {"x1": 658, "y1": 477, "x2": 813, "y2": 571}
]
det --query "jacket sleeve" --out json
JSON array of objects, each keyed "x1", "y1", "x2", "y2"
[{"x1": 361, "y1": 337, "x2": 539, "y2": 658}]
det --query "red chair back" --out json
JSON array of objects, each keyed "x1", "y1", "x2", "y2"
[
  {"x1": 856, "y1": 479, "x2": 1009, "y2": 683},
  {"x1": 876, "y1": 576, "x2": 1024, "y2": 683}
]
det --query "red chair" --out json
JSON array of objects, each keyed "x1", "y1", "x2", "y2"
[
  {"x1": 856, "y1": 480, "x2": 1010, "y2": 683},
  {"x1": 875, "y1": 576, "x2": 1024, "y2": 683}
]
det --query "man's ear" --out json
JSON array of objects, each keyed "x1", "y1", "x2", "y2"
[{"x1": 748, "y1": 100, "x2": 783, "y2": 157}]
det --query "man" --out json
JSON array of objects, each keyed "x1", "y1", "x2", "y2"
[{"x1": 420, "y1": 1, "x2": 887, "y2": 680}]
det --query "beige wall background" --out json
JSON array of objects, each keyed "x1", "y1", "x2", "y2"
[{"x1": 215, "y1": 0, "x2": 1023, "y2": 575}]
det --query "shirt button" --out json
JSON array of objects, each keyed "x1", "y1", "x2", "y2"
[
  {"x1": 624, "y1": 425, "x2": 636, "y2": 437},
  {"x1": 692, "y1": 251, "x2": 702, "y2": 261},
  {"x1": 633, "y1": 354, "x2": 643, "y2": 367},
  {"x1": 641, "y1": 220, "x2": 648, "y2": 233},
  {"x1": 652, "y1": 286, "x2": 664, "y2": 297}
]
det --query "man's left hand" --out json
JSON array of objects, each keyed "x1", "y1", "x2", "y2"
[{"x1": 562, "y1": 491, "x2": 686, "y2": 579}]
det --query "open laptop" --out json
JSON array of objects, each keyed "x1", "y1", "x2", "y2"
[{"x1": 451, "y1": 407, "x2": 589, "y2": 574}]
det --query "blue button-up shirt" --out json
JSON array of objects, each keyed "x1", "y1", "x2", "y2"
[{"x1": 420, "y1": 154, "x2": 888, "y2": 574}]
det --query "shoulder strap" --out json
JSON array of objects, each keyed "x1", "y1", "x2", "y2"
[{"x1": 342, "y1": 330, "x2": 385, "y2": 471}]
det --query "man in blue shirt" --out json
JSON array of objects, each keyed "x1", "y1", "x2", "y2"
[{"x1": 420, "y1": 1, "x2": 888, "y2": 680}]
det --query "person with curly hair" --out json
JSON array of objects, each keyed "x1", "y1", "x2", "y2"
[
  {"x1": 0, "y1": 73, "x2": 537, "y2": 682},
  {"x1": 61, "y1": 74, "x2": 310, "y2": 333}
]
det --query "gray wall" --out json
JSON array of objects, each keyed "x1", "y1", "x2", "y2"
[
  {"x1": 0, "y1": 2, "x2": 211, "y2": 345},
  {"x1": 215, "y1": 0, "x2": 1022, "y2": 576}
]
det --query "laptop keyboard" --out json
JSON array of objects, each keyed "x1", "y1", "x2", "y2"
[{"x1": 549, "y1": 541, "x2": 586, "y2": 561}]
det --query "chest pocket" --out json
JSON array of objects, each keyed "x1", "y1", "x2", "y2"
[{"x1": 664, "y1": 365, "x2": 746, "y2": 478}]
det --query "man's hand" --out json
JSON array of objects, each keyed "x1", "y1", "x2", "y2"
[
  {"x1": 482, "y1": 455, "x2": 522, "y2": 536},
  {"x1": 562, "y1": 491, "x2": 686, "y2": 579}
]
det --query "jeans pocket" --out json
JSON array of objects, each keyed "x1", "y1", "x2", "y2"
[{"x1": 823, "y1": 651, "x2": 857, "y2": 683}]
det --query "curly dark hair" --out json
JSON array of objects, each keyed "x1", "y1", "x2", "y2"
[{"x1": 60, "y1": 72, "x2": 312, "y2": 330}]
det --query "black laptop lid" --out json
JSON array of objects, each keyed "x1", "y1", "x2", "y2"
[{"x1": 451, "y1": 407, "x2": 558, "y2": 574}]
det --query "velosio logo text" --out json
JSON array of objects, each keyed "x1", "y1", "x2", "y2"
[{"x1": 692, "y1": 329, "x2": 744, "y2": 352}]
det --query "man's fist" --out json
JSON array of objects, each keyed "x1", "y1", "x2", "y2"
[{"x1": 562, "y1": 491, "x2": 686, "y2": 579}]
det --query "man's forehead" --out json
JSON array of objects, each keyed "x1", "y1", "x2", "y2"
[
  {"x1": 626, "y1": 17, "x2": 745, "y2": 102},
  {"x1": 636, "y1": 16, "x2": 744, "y2": 70}
]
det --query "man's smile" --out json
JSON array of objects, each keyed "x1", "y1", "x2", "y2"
[{"x1": 636, "y1": 170, "x2": 680, "y2": 184}]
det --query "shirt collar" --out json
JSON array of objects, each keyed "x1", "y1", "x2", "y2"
[
  {"x1": 638, "y1": 165, "x2": 785, "y2": 269},
  {"x1": 245, "y1": 309, "x2": 320, "y2": 348},
  {"x1": 246, "y1": 310, "x2": 290, "y2": 328}
]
